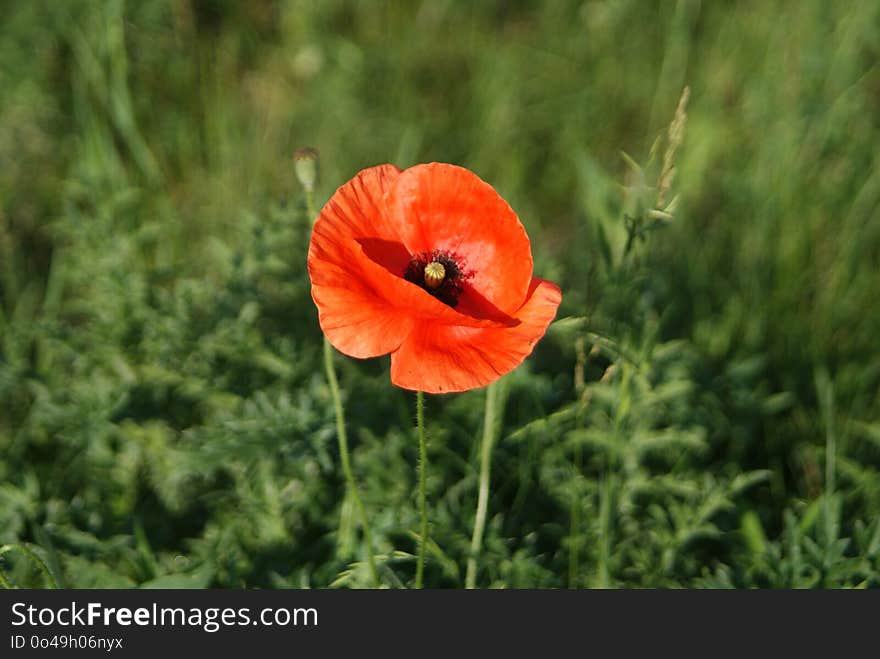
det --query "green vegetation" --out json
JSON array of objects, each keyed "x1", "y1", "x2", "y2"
[{"x1": 2, "y1": 0, "x2": 879, "y2": 588}]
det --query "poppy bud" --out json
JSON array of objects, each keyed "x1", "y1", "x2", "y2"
[{"x1": 293, "y1": 147, "x2": 319, "y2": 192}]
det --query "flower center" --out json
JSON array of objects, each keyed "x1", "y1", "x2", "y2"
[{"x1": 404, "y1": 250, "x2": 470, "y2": 308}]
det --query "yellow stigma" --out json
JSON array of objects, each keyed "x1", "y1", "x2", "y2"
[{"x1": 424, "y1": 261, "x2": 446, "y2": 289}]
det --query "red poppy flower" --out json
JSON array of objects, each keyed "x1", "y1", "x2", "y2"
[{"x1": 308, "y1": 162, "x2": 562, "y2": 393}]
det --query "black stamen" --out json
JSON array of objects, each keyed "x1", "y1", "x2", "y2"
[{"x1": 404, "y1": 250, "x2": 471, "y2": 307}]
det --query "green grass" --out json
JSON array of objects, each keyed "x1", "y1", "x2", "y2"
[{"x1": 1, "y1": 0, "x2": 878, "y2": 588}]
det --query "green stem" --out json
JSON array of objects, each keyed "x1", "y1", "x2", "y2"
[
  {"x1": 308, "y1": 187, "x2": 378, "y2": 588},
  {"x1": 570, "y1": 342, "x2": 587, "y2": 589},
  {"x1": 568, "y1": 442, "x2": 583, "y2": 588},
  {"x1": 465, "y1": 381, "x2": 498, "y2": 589},
  {"x1": 0, "y1": 544, "x2": 58, "y2": 589},
  {"x1": 821, "y1": 373, "x2": 836, "y2": 549},
  {"x1": 415, "y1": 390, "x2": 428, "y2": 588},
  {"x1": 323, "y1": 339, "x2": 379, "y2": 587},
  {"x1": 596, "y1": 475, "x2": 612, "y2": 588}
]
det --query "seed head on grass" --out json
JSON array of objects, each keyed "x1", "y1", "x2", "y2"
[{"x1": 656, "y1": 85, "x2": 690, "y2": 211}]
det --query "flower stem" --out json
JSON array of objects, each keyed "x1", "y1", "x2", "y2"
[
  {"x1": 308, "y1": 185, "x2": 378, "y2": 588},
  {"x1": 323, "y1": 338, "x2": 379, "y2": 587},
  {"x1": 568, "y1": 442, "x2": 583, "y2": 588},
  {"x1": 415, "y1": 390, "x2": 428, "y2": 589},
  {"x1": 570, "y1": 339, "x2": 587, "y2": 588},
  {"x1": 304, "y1": 188, "x2": 317, "y2": 227},
  {"x1": 465, "y1": 381, "x2": 498, "y2": 589}
]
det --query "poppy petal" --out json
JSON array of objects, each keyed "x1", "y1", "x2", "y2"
[
  {"x1": 313, "y1": 283, "x2": 414, "y2": 358},
  {"x1": 322, "y1": 164, "x2": 403, "y2": 242},
  {"x1": 308, "y1": 165, "x2": 410, "y2": 357},
  {"x1": 389, "y1": 277, "x2": 562, "y2": 393},
  {"x1": 309, "y1": 165, "x2": 516, "y2": 358},
  {"x1": 385, "y1": 163, "x2": 534, "y2": 316}
]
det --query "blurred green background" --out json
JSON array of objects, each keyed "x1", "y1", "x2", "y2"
[{"x1": 1, "y1": 0, "x2": 879, "y2": 588}]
